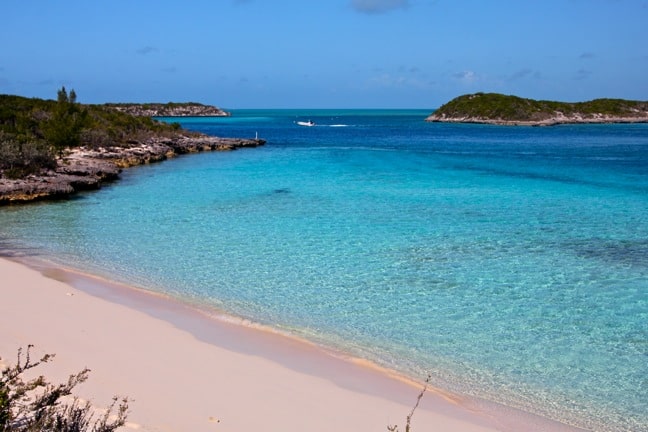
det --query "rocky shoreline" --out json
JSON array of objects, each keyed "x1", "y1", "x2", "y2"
[
  {"x1": 0, "y1": 134, "x2": 264, "y2": 205},
  {"x1": 426, "y1": 112, "x2": 648, "y2": 126}
]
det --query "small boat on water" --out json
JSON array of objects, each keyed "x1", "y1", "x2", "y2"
[{"x1": 296, "y1": 120, "x2": 315, "y2": 127}]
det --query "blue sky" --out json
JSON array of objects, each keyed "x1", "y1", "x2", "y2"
[{"x1": 1, "y1": 0, "x2": 647, "y2": 108}]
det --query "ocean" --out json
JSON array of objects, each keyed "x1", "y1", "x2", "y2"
[{"x1": 1, "y1": 110, "x2": 646, "y2": 431}]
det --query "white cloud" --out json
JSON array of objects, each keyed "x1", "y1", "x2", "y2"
[
  {"x1": 453, "y1": 70, "x2": 477, "y2": 83},
  {"x1": 351, "y1": 0, "x2": 409, "y2": 14}
]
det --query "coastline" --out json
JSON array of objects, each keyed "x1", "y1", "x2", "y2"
[
  {"x1": 0, "y1": 134, "x2": 265, "y2": 205},
  {"x1": 0, "y1": 255, "x2": 586, "y2": 432}
]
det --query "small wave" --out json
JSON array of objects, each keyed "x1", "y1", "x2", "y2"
[
  {"x1": 587, "y1": 156, "x2": 629, "y2": 161},
  {"x1": 329, "y1": 124, "x2": 350, "y2": 127}
]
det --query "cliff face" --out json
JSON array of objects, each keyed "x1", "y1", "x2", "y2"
[
  {"x1": 427, "y1": 93, "x2": 648, "y2": 126},
  {"x1": 105, "y1": 103, "x2": 230, "y2": 117}
]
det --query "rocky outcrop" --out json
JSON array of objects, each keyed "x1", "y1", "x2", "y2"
[
  {"x1": 105, "y1": 103, "x2": 230, "y2": 117},
  {"x1": 0, "y1": 135, "x2": 265, "y2": 205}
]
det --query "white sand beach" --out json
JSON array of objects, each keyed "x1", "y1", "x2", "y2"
[{"x1": 0, "y1": 257, "x2": 578, "y2": 432}]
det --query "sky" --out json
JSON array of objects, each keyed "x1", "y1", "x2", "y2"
[{"x1": 1, "y1": 0, "x2": 647, "y2": 108}]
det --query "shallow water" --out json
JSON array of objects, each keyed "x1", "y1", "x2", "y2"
[{"x1": 1, "y1": 110, "x2": 646, "y2": 431}]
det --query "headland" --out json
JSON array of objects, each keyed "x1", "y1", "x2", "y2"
[
  {"x1": 0, "y1": 93, "x2": 263, "y2": 204},
  {"x1": 0, "y1": 134, "x2": 264, "y2": 204}
]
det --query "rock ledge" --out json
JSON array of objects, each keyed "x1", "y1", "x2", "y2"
[{"x1": 0, "y1": 135, "x2": 264, "y2": 205}]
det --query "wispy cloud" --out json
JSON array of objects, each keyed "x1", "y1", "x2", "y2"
[
  {"x1": 453, "y1": 70, "x2": 478, "y2": 84},
  {"x1": 136, "y1": 46, "x2": 158, "y2": 55},
  {"x1": 366, "y1": 71, "x2": 430, "y2": 89},
  {"x1": 508, "y1": 69, "x2": 533, "y2": 81},
  {"x1": 508, "y1": 69, "x2": 542, "y2": 82},
  {"x1": 399, "y1": 65, "x2": 420, "y2": 74},
  {"x1": 368, "y1": 73, "x2": 407, "y2": 87},
  {"x1": 579, "y1": 52, "x2": 596, "y2": 60},
  {"x1": 351, "y1": 0, "x2": 409, "y2": 14},
  {"x1": 573, "y1": 68, "x2": 592, "y2": 80}
]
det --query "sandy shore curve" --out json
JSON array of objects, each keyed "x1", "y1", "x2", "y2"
[{"x1": 0, "y1": 257, "x2": 583, "y2": 432}]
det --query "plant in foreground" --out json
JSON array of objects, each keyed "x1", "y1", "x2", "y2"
[
  {"x1": 387, "y1": 374, "x2": 432, "y2": 432},
  {"x1": 0, "y1": 345, "x2": 128, "y2": 432}
]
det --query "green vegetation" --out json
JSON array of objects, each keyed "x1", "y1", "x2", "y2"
[
  {"x1": 431, "y1": 92, "x2": 648, "y2": 122},
  {"x1": 0, "y1": 89, "x2": 182, "y2": 179},
  {"x1": 105, "y1": 102, "x2": 206, "y2": 109},
  {"x1": 103, "y1": 102, "x2": 228, "y2": 117},
  {"x1": 1, "y1": 346, "x2": 128, "y2": 432},
  {"x1": 42, "y1": 87, "x2": 87, "y2": 156}
]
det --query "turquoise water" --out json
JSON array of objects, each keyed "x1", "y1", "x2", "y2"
[{"x1": 1, "y1": 110, "x2": 647, "y2": 431}]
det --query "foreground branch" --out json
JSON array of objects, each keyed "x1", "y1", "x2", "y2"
[{"x1": 0, "y1": 345, "x2": 128, "y2": 432}]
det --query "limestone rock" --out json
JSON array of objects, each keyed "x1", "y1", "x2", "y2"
[{"x1": 0, "y1": 134, "x2": 265, "y2": 205}]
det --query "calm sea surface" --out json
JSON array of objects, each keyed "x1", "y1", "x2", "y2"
[{"x1": 1, "y1": 110, "x2": 646, "y2": 431}]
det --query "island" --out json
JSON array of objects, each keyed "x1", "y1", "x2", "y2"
[
  {"x1": 104, "y1": 102, "x2": 230, "y2": 117},
  {"x1": 0, "y1": 90, "x2": 263, "y2": 205},
  {"x1": 426, "y1": 93, "x2": 648, "y2": 126}
]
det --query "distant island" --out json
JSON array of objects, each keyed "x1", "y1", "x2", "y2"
[
  {"x1": 0, "y1": 90, "x2": 262, "y2": 204},
  {"x1": 105, "y1": 102, "x2": 230, "y2": 117},
  {"x1": 426, "y1": 93, "x2": 648, "y2": 126}
]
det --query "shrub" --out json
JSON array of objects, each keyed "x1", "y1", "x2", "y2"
[
  {"x1": 0, "y1": 345, "x2": 128, "y2": 432},
  {"x1": 0, "y1": 134, "x2": 56, "y2": 178}
]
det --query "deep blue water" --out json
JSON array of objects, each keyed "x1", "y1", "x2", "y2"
[{"x1": 1, "y1": 110, "x2": 646, "y2": 431}]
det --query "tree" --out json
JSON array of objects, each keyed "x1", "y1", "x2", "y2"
[
  {"x1": 0, "y1": 345, "x2": 128, "y2": 432},
  {"x1": 42, "y1": 87, "x2": 87, "y2": 156}
]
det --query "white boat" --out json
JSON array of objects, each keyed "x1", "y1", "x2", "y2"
[{"x1": 296, "y1": 120, "x2": 315, "y2": 127}]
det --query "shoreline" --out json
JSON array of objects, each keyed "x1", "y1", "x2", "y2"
[
  {"x1": 0, "y1": 253, "x2": 587, "y2": 432},
  {"x1": 0, "y1": 134, "x2": 265, "y2": 205}
]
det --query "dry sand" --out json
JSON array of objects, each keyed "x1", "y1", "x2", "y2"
[{"x1": 0, "y1": 257, "x2": 578, "y2": 432}]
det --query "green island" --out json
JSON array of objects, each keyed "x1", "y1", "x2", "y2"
[
  {"x1": 426, "y1": 92, "x2": 648, "y2": 126},
  {"x1": 0, "y1": 89, "x2": 264, "y2": 204}
]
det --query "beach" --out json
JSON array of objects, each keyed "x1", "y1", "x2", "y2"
[{"x1": 0, "y1": 256, "x2": 528, "y2": 432}]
